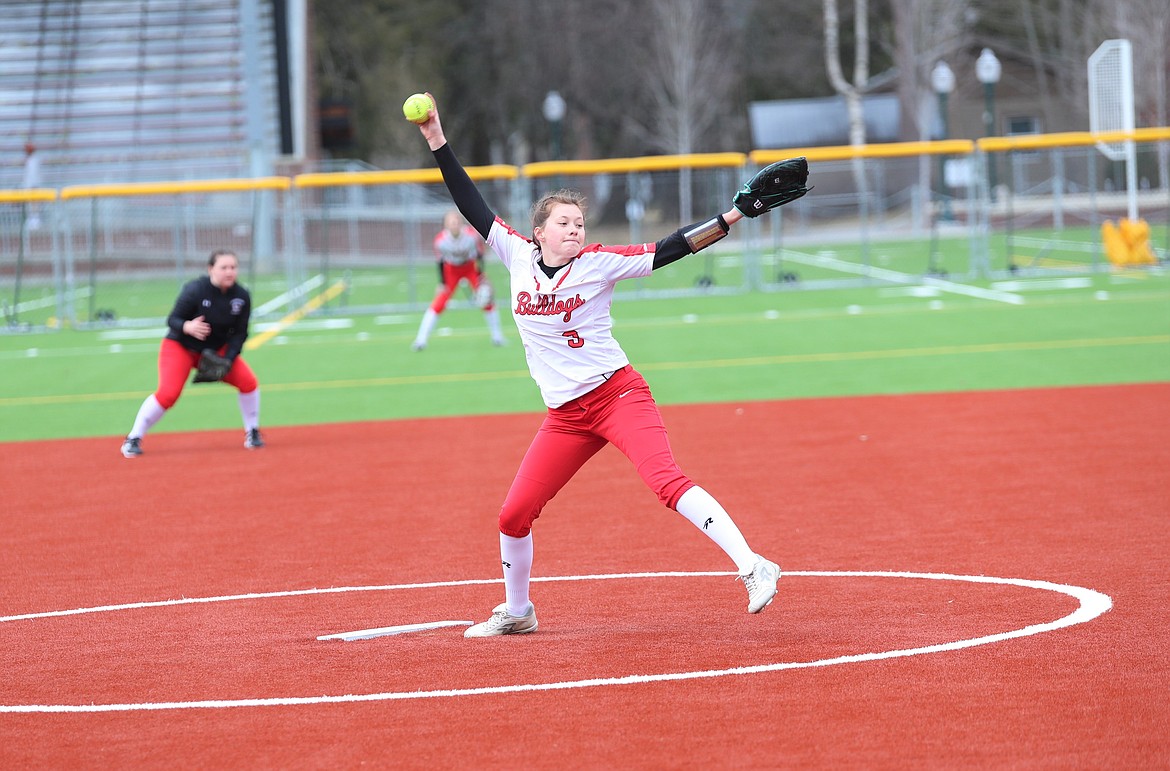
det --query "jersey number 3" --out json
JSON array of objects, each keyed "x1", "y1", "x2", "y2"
[{"x1": 562, "y1": 330, "x2": 584, "y2": 349}]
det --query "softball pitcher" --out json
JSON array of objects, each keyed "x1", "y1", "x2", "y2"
[{"x1": 413, "y1": 94, "x2": 807, "y2": 637}]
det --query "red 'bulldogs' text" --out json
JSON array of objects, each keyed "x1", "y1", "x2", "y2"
[{"x1": 514, "y1": 291, "x2": 585, "y2": 322}]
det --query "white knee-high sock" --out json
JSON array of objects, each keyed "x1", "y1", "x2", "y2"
[
  {"x1": 676, "y1": 485, "x2": 758, "y2": 574},
  {"x1": 128, "y1": 394, "x2": 166, "y2": 439},
  {"x1": 238, "y1": 388, "x2": 261, "y2": 431},
  {"x1": 485, "y1": 307, "x2": 504, "y2": 342},
  {"x1": 500, "y1": 532, "x2": 533, "y2": 615},
  {"x1": 414, "y1": 308, "x2": 439, "y2": 345}
]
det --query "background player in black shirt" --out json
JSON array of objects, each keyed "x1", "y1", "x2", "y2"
[{"x1": 120, "y1": 249, "x2": 264, "y2": 457}]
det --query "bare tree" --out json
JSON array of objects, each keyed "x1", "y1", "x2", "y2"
[
  {"x1": 824, "y1": 0, "x2": 870, "y2": 147},
  {"x1": 626, "y1": 0, "x2": 742, "y2": 221},
  {"x1": 824, "y1": 0, "x2": 874, "y2": 234},
  {"x1": 886, "y1": 0, "x2": 967, "y2": 230},
  {"x1": 1104, "y1": 0, "x2": 1169, "y2": 187},
  {"x1": 886, "y1": 0, "x2": 967, "y2": 141},
  {"x1": 630, "y1": 0, "x2": 740, "y2": 156},
  {"x1": 979, "y1": 0, "x2": 1166, "y2": 186}
]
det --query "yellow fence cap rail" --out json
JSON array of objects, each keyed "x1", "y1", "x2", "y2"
[
  {"x1": 523, "y1": 152, "x2": 747, "y2": 178},
  {"x1": 1128, "y1": 126, "x2": 1170, "y2": 142},
  {"x1": 0, "y1": 188, "x2": 57, "y2": 203},
  {"x1": 979, "y1": 126, "x2": 1170, "y2": 152},
  {"x1": 60, "y1": 176, "x2": 290, "y2": 200},
  {"x1": 293, "y1": 164, "x2": 517, "y2": 188},
  {"x1": 752, "y1": 139, "x2": 974, "y2": 164},
  {"x1": 978, "y1": 132, "x2": 1089, "y2": 151}
]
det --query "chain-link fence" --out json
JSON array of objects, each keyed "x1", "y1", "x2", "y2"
[{"x1": 2, "y1": 129, "x2": 1167, "y2": 331}]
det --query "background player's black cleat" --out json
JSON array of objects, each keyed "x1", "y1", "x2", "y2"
[
  {"x1": 121, "y1": 436, "x2": 142, "y2": 458},
  {"x1": 244, "y1": 428, "x2": 265, "y2": 449}
]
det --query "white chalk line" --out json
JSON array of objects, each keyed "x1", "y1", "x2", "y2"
[
  {"x1": 0, "y1": 572, "x2": 725, "y2": 623},
  {"x1": 781, "y1": 250, "x2": 1026, "y2": 304},
  {"x1": 0, "y1": 571, "x2": 1112, "y2": 713}
]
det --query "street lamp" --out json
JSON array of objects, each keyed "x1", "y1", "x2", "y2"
[
  {"x1": 975, "y1": 48, "x2": 1002, "y2": 202},
  {"x1": 542, "y1": 90, "x2": 566, "y2": 161},
  {"x1": 931, "y1": 60, "x2": 956, "y2": 221}
]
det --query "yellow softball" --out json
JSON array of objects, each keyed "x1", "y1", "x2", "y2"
[{"x1": 402, "y1": 93, "x2": 434, "y2": 124}]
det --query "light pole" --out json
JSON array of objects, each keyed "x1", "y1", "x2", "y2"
[
  {"x1": 975, "y1": 48, "x2": 1002, "y2": 202},
  {"x1": 931, "y1": 61, "x2": 956, "y2": 221},
  {"x1": 542, "y1": 90, "x2": 566, "y2": 161}
]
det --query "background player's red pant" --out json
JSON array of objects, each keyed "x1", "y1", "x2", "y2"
[
  {"x1": 154, "y1": 338, "x2": 259, "y2": 409},
  {"x1": 497, "y1": 366, "x2": 694, "y2": 538},
  {"x1": 430, "y1": 262, "x2": 493, "y2": 312}
]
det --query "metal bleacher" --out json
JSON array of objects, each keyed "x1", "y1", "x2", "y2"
[{"x1": 1, "y1": 0, "x2": 281, "y2": 188}]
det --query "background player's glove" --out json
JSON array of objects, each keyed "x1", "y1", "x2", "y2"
[
  {"x1": 192, "y1": 349, "x2": 232, "y2": 383},
  {"x1": 732, "y1": 157, "x2": 810, "y2": 218},
  {"x1": 474, "y1": 281, "x2": 494, "y2": 309}
]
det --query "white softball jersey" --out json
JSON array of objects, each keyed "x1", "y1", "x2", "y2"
[
  {"x1": 487, "y1": 217, "x2": 655, "y2": 408},
  {"x1": 433, "y1": 226, "x2": 483, "y2": 265}
]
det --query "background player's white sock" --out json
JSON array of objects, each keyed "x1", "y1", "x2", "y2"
[
  {"x1": 675, "y1": 485, "x2": 758, "y2": 574},
  {"x1": 238, "y1": 388, "x2": 261, "y2": 431},
  {"x1": 500, "y1": 532, "x2": 533, "y2": 615},
  {"x1": 485, "y1": 307, "x2": 505, "y2": 344},
  {"x1": 128, "y1": 394, "x2": 166, "y2": 438},
  {"x1": 414, "y1": 308, "x2": 439, "y2": 346}
]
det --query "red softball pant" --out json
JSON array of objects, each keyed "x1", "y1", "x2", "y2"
[
  {"x1": 430, "y1": 262, "x2": 493, "y2": 312},
  {"x1": 497, "y1": 365, "x2": 695, "y2": 538},
  {"x1": 154, "y1": 338, "x2": 259, "y2": 409}
]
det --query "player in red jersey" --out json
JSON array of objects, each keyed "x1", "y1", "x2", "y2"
[
  {"x1": 413, "y1": 95, "x2": 787, "y2": 637},
  {"x1": 411, "y1": 209, "x2": 506, "y2": 350}
]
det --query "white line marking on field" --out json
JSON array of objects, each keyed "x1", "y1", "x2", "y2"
[
  {"x1": 0, "y1": 571, "x2": 1112, "y2": 713},
  {"x1": 253, "y1": 274, "x2": 325, "y2": 316},
  {"x1": 925, "y1": 278, "x2": 1023, "y2": 304},
  {"x1": 991, "y1": 278, "x2": 1092, "y2": 291},
  {"x1": 879, "y1": 286, "x2": 941, "y2": 298},
  {"x1": 317, "y1": 620, "x2": 473, "y2": 640},
  {"x1": 782, "y1": 250, "x2": 1025, "y2": 305},
  {"x1": 12, "y1": 288, "x2": 91, "y2": 313},
  {"x1": 98, "y1": 328, "x2": 167, "y2": 341},
  {"x1": 0, "y1": 578, "x2": 501, "y2": 623},
  {"x1": 253, "y1": 318, "x2": 353, "y2": 333}
]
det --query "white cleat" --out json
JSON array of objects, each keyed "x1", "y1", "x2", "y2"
[
  {"x1": 740, "y1": 557, "x2": 780, "y2": 613},
  {"x1": 464, "y1": 602, "x2": 538, "y2": 637},
  {"x1": 120, "y1": 436, "x2": 143, "y2": 458}
]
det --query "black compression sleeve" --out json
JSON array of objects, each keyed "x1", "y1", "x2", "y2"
[
  {"x1": 432, "y1": 143, "x2": 495, "y2": 239},
  {"x1": 651, "y1": 214, "x2": 730, "y2": 270},
  {"x1": 652, "y1": 232, "x2": 690, "y2": 270}
]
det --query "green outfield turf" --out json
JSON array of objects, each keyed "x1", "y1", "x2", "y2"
[{"x1": 2, "y1": 259, "x2": 1166, "y2": 443}]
